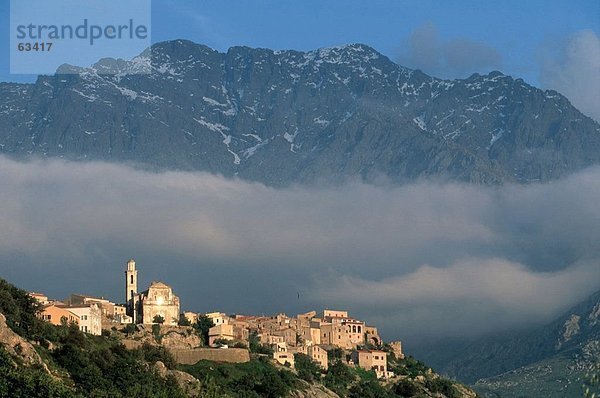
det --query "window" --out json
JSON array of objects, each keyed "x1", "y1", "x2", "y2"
[{"x1": 130, "y1": 274, "x2": 134, "y2": 284}]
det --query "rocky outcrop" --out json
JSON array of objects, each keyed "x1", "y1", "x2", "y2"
[
  {"x1": 290, "y1": 380, "x2": 340, "y2": 398},
  {"x1": 154, "y1": 361, "x2": 202, "y2": 397},
  {"x1": 556, "y1": 314, "x2": 581, "y2": 349},
  {"x1": 160, "y1": 328, "x2": 203, "y2": 349},
  {"x1": 120, "y1": 324, "x2": 202, "y2": 349},
  {"x1": 0, "y1": 312, "x2": 44, "y2": 367},
  {"x1": 117, "y1": 324, "x2": 249, "y2": 364}
]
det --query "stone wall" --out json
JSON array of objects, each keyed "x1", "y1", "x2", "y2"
[
  {"x1": 168, "y1": 347, "x2": 250, "y2": 364},
  {"x1": 121, "y1": 339, "x2": 142, "y2": 350},
  {"x1": 120, "y1": 338, "x2": 250, "y2": 364}
]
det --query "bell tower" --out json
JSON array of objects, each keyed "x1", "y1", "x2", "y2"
[{"x1": 125, "y1": 259, "x2": 138, "y2": 303}]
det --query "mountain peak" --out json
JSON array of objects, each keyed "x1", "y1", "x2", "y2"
[{"x1": 1, "y1": 39, "x2": 599, "y2": 187}]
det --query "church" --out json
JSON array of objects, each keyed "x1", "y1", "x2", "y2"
[{"x1": 125, "y1": 259, "x2": 180, "y2": 325}]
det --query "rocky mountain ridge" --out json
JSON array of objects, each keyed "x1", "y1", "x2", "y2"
[
  {"x1": 421, "y1": 290, "x2": 600, "y2": 397},
  {"x1": 1, "y1": 39, "x2": 599, "y2": 186}
]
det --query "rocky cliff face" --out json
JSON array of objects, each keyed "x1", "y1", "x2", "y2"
[
  {"x1": 0, "y1": 312, "x2": 44, "y2": 367},
  {"x1": 421, "y1": 290, "x2": 600, "y2": 397},
  {"x1": 290, "y1": 380, "x2": 340, "y2": 398},
  {"x1": 1, "y1": 40, "x2": 598, "y2": 186},
  {"x1": 154, "y1": 361, "x2": 202, "y2": 397}
]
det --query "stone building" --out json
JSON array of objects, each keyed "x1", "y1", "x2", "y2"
[
  {"x1": 232, "y1": 320, "x2": 250, "y2": 341},
  {"x1": 125, "y1": 259, "x2": 180, "y2": 325},
  {"x1": 29, "y1": 292, "x2": 50, "y2": 305},
  {"x1": 182, "y1": 311, "x2": 198, "y2": 325},
  {"x1": 68, "y1": 294, "x2": 115, "y2": 317},
  {"x1": 39, "y1": 304, "x2": 79, "y2": 326},
  {"x1": 307, "y1": 345, "x2": 328, "y2": 371},
  {"x1": 273, "y1": 351, "x2": 295, "y2": 368},
  {"x1": 206, "y1": 311, "x2": 230, "y2": 325},
  {"x1": 323, "y1": 309, "x2": 348, "y2": 318},
  {"x1": 66, "y1": 304, "x2": 102, "y2": 335},
  {"x1": 352, "y1": 350, "x2": 388, "y2": 379},
  {"x1": 365, "y1": 325, "x2": 382, "y2": 345},
  {"x1": 208, "y1": 323, "x2": 235, "y2": 346}
]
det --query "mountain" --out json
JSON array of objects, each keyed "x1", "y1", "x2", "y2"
[
  {"x1": 420, "y1": 290, "x2": 600, "y2": 397},
  {"x1": 1, "y1": 39, "x2": 599, "y2": 186}
]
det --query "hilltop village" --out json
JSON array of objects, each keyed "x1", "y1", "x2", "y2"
[{"x1": 30, "y1": 259, "x2": 404, "y2": 379}]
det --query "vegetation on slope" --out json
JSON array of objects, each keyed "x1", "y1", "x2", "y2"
[
  {"x1": 0, "y1": 277, "x2": 475, "y2": 397},
  {"x1": 0, "y1": 278, "x2": 184, "y2": 398}
]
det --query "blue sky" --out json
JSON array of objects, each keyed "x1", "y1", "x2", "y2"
[{"x1": 1, "y1": 0, "x2": 599, "y2": 88}]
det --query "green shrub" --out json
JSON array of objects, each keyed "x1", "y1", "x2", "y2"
[
  {"x1": 327, "y1": 347, "x2": 343, "y2": 365},
  {"x1": 294, "y1": 353, "x2": 322, "y2": 382},
  {"x1": 122, "y1": 323, "x2": 138, "y2": 336},
  {"x1": 348, "y1": 379, "x2": 393, "y2": 398},
  {"x1": 353, "y1": 366, "x2": 378, "y2": 381},
  {"x1": 392, "y1": 356, "x2": 431, "y2": 378},
  {"x1": 177, "y1": 314, "x2": 191, "y2": 326},
  {"x1": 192, "y1": 315, "x2": 214, "y2": 346},
  {"x1": 0, "y1": 347, "x2": 80, "y2": 398},
  {"x1": 136, "y1": 343, "x2": 177, "y2": 369},
  {"x1": 52, "y1": 338, "x2": 186, "y2": 397},
  {"x1": 393, "y1": 378, "x2": 419, "y2": 397},
  {"x1": 213, "y1": 338, "x2": 231, "y2": 347},
  {"x1": 151, "y1": 324, "x2": 162, "y2": 343},
  {"x1": 0, "y1": 278, "x2": 48, "y2": 341},
  {"x1": 323, "y1": 361, "x2": 356, "y2": 396},
  {"x1": 425, "y1": 377, "x2": 460, "y2": 398},
  {"x1": 248, "y1": 331, "x2": 273, "y2": 355},
  {"x1": 182, "y1": 359, "x2": 296, "y2": 398}
]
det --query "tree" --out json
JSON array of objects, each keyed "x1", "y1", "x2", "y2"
[
  {"x1": 122, "y1": 323, "x2": 138, "y2": 336},
  {"x1": 425, "y1": 377, "x2": 460, "y2": 398},
  {"x1": 323, "y1": 361, "x2": 355, "y2": 396},
  {"x1": 393, "y1": 379, "x2": 418, "y2": 397},
  {"x1": 213, "y1": 338, "x2": 230, "y2": 347},
  {"x1": 294, "y1": 353, "x2": 322, "y2": 382},
  {"x1": 248, "y1": 331, "x2": 273, "y2": 354},
  {"x1": 152, "y1": 314, "x2": 165, "y2": 324},
  {"x1": 178, "y1": 314, "x2": 191, "y2": 326},
  {"x1": 327, "y1": 347, "x2": 344, "y2": 365},
  {"x1": 348, "y1": 379, "x2": 392, "y2": 398},
  {"x1": 0, "y1": 347, "x2": 79, "y2": 398},
  {"x1": 137, "y1": 343, "x2": 177, "y2": 369},
  {"x1": 193, "y1": 315, "x2": 214, "y2": 346},
  {"x1": 0, "y1": 278, "x2": 46, "y2": 341},
  {"x1": 152, "y1": 324, "x2": 162, "y2": 343}
]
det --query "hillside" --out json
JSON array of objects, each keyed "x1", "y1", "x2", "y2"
[
  {"x1": 420, "y1": 290, "x2": 600, "y2": 397},
  {"x1": 1, "y1": 40, "x2": 599, "y2": 186},
  {"x1": 0, "y1": 277, "x2": 476, "y2": 397}
]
